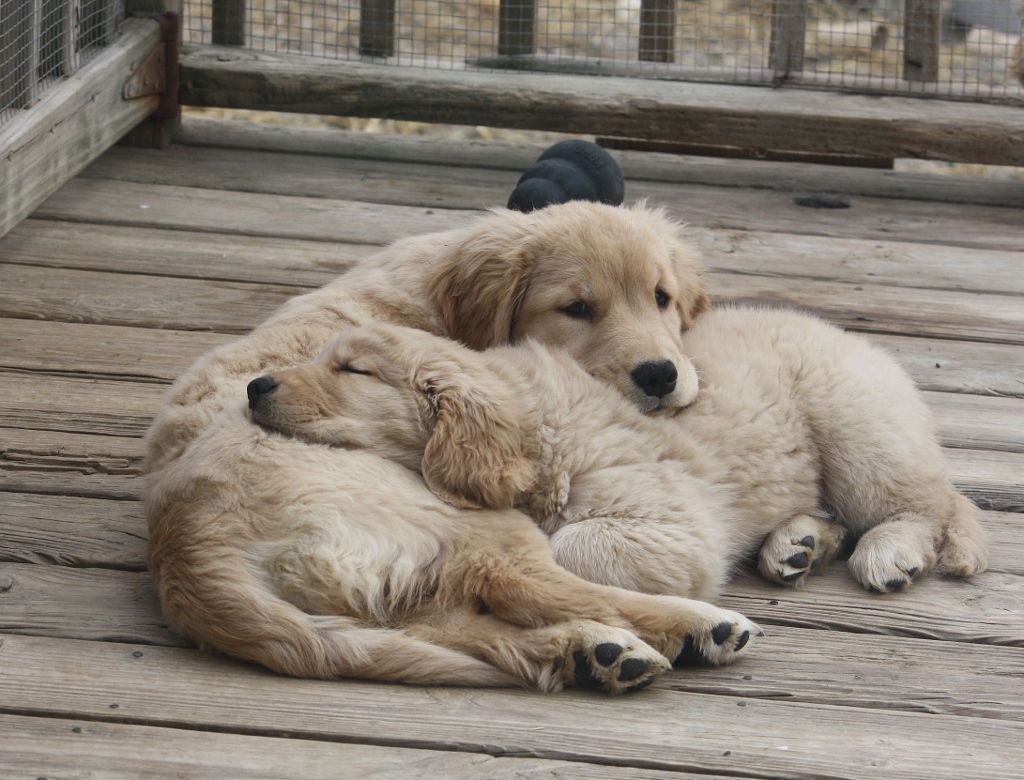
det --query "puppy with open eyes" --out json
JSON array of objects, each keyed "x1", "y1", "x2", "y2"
[{"x1": 250, "y1": 311, "x2": 987, "y2": 604}]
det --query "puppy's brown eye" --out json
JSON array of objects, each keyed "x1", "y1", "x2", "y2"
[
  {"x1": 655, "y1": 289, "x2": 670, "y2": 309},
  {"x1": 562, "y1": 301, "x2": 594, "y2": 321}
]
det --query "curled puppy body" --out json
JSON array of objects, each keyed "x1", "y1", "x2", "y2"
[
  {"x1": 148, "y1": 404, "x2": 758, "y2": 692},
  {"x1": 252, "y1": 309, "x2": 986, "y2": 600}
]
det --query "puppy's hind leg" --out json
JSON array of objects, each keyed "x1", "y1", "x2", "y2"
[
  {"x1": 408, "y1": 610, "x2": 670, "y2": 694},
  {"x1": 848, "y1": 493, "x2": 987, "y2": 593}
]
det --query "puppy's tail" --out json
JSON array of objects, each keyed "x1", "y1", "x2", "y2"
[{"x1": 152, "y1": 550, "x2": 516, "y2": 688}]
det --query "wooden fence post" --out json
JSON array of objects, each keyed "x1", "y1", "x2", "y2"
[
  {"x1": 904, "y1": 0, "x2": 939, "y2": 82},
  {"x1": 498, "y1": 0, "x2": 536, "y2": 56},
  {"x1": 360, "y1": 0, "x2": 396, "y2": 57},
  {"x1": 211, "y1": 0, "x2": 245, "y2": 47},
  {"x1": 639, "y1": 0, "x2": 675, "y2": 63},
  {"x1": 769, "y1": 0, "x2": 806, "y2": 75}
]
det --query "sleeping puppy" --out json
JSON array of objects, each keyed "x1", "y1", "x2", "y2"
[{"x1": 250, "y1": 310, "x2": 987, "y2": 599}]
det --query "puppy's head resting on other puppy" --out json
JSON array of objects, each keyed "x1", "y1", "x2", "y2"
[
  {"x1": 248, "y1": 324, "x2": 536, "y2": 511},
  {"x1": 432, "y1": 201, "x2": 709, "y2": 413}
]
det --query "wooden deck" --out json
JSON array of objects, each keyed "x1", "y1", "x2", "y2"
[{"x1": 1, "y1": 115, "x2": 1022, "y2": 778}]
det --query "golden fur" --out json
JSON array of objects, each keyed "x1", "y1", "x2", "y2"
[
  {"x1": 254, "y1": 312, "x2": 987, "y2": 601},
  {"x1": 145, "y1": 202, "x2": 759, "y2": 692}
]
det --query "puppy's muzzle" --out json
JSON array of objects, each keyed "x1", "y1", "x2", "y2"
[
  {"x1": 247, "y1": 375, "x2": 278, "y2": 410},
  {"x1": 630, "y1": 360, "x2": 678, "y2": 399}
]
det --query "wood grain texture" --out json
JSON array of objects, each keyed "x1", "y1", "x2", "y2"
[
  {"x1": 0, "y1": 318, "x2": 231, "y2": 381},
  {"x1": 64, "y1": 147, "x2": 1024, "y2": 252},
  {"x1": 0, "y1": 565, "x2": 184, "y2": 646},
  {"x1": 0, "y1": 218, "x2": 367, "y2": 286},
  {"x1": 720, "y1": 567, "x2": 1024, "y2": 645},
  {"x1": 1, "y1": 492, "x2": 147, "y2": 570},
  {"x1": 0, "y1": 428, "x2": 145, "y2": 500},
  {"x1": 1, "y1": 633, "x2": 1021, "y2": 779},
  {"x1": 0, "y1": 19, "x2": 162, "y2": 239},
  {"x1": 178, "y1": 45, "x2": 1024, "y2": 166},
  {"x1": 175, "y1": 115, "x2": 1024, "y2": 208},
  {"x1": 0, "y1": 713, "x2": 716, "y2": 780}
]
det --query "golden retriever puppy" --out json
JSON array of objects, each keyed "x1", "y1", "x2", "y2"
[
  {"x1": 147, "y1": 392, "x2": 759, "y2": 693},
  {"x1": 250, "y1": 312, "x2": 987, "y2": 599},
  {"x1": 145, "y1": 202, "x2": 750, "y2": 689}
]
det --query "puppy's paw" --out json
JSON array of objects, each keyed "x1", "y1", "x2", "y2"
[
  {"x1": 565, "y1": 623, "x2": 670, "y2": 694},
  {"x1": 758, "y1": 514, "x2": 846, "y2": 587},
  {"x1": 673, "y1": 609, "x2": 761, "y2": 667},
  {"x1": 848, "y1": 520, "x2": 937, "y2": 593}
]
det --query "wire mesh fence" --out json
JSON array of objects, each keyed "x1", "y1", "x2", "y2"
[
  {"x1": 182, "y1": 0, "x2": 1024, "y2": 102},
  {"x1": 1, "y1": 0, "x2": 126, "y2": 127}
]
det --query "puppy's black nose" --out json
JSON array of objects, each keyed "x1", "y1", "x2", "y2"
[
  {"x1": 247, "y1": 376, "x2": 277, "y2": 409},
  {"x1": 631, "y1": 361, "x2": 678, "y2": 399}
]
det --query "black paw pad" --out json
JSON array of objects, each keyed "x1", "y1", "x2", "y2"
[
  {"x1": 906, "y1": 567, "x2": 919, "y2": 578},
  {"x1": 734, "y1": 631, "x2": 750, "y2": 652},
  {"x1": 799, "y1": 535, "x2": 816, "y2": 550},
  {"x1": 883, "y1": 578, "x2": 908, "y2": 593},
  {"x1": 572, "y1": 650, "x2": 600, "y2": 687},
  {"x1": 594, "y1": 643, "x2": 623, "y2": 667},
  {"x1": 627, "y1": 676, "x2": 656, "y2": 692},
  {"x1": 785, "y1": 551, "x2": 810, "y2": 569},
  {"x1": 673, "y1": 635, "x2": 703, "y2": 666},
  {"x1": 781, "y1": 570, "x2": 804, "y2": 583},
  {"x1": 711, "y1": 621, "x2": 734, "y2": 646},
  {"x1": 617, "y1": 657, "x2": 650, "y2": 682}
]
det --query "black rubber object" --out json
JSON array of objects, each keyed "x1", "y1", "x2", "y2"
[{"x1": 507, "y1": 140, "x2": 624, "y2": 213}]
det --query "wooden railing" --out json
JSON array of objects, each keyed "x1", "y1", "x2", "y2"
[{"x1": 208, "y1": 0, "x2": 944, "y2": 83}]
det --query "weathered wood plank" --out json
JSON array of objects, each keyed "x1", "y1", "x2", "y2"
[
  {"x1": 721, "y1": 567, "x2": 1024, "y2": 646},
  {"x1": 4, "y1": 259, "x2": 1023, "y2": 346},
  {"x1": 32, "y1": 178, "x2": 479, "y2": 245},
  {"x1": 0, "y1": 219, "x2": 368, "y2": 287},
  {"x1": 1, "y1": 633, "x2": 1021, "y2": 779},
  {"x1": 715, "y1": 278, "x2": 1024, "y2": 346},
  {"x1": 0, "y1": 374, "x2": 166, "y2": 438},
  {"x1": 175, "y1": 116, "x2": 1024, "y2": 209},
  {"x1": 0, "y1": 493, "x2": 147, "y2": 570},
  {"x1": 0, "y1": 565, "x2": 184, "y2": 647},
  {"x1": 923, "y1": 391, "x2": 1024, "y2": 454},
  {"x1": 673, "y1": 626, "x2": 1024, "y2": 721},
  {"x1": 65, "y1": 149, "x2": 1024, "y2": 252},
  {"x1": 0, "y1": 713, "x2": 716, "y2": 780},
  {"x1": 0, "y1": 263, "x2": 301, "y2": 333},
  {"x1": 945, "y1": 449, "x2": 1024, "y2": 514},
  {"x1": 0, "y1": 318, "x2": 232, "y2": 382},
  {"x1": 0, "y1": 19, "x2": 162, "y2": 240},
  {"x1": 4, "y1": 318, "x2": 1023, "y2": 399},
  {"x1": 8, "y1": 217, "x2": 1024, "y2": 304},
  {"x1": 695, "y1": 229, "x2": 1024, "y2": 297},
  {"x1": 178, "y1": 44, "x2": 1024, "y2": 166},
  {"x1": 870, "y1": 335, "x2": 1024, "y2": 399},
  {"x1": 82, "y1": 143, "x2": 520, "y2": 212},
  {"x1": 0, "y1": 428, "x2": 145, "y2": 500}
]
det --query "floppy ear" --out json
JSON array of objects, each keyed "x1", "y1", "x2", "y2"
[
  {"x1": 412, "y1": 353, "x2": 536, "y2": 510},
  {"x1": 428, "y1": 210, "x2": 537, "y2": 349},
  {"x1": 670, "y1": 239, "x2": 711, "y2": 330}
]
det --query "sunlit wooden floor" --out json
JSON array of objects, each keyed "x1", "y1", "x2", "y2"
[{"x1": 1, "y1": 115, "x2": 1022, "y2": 778}]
